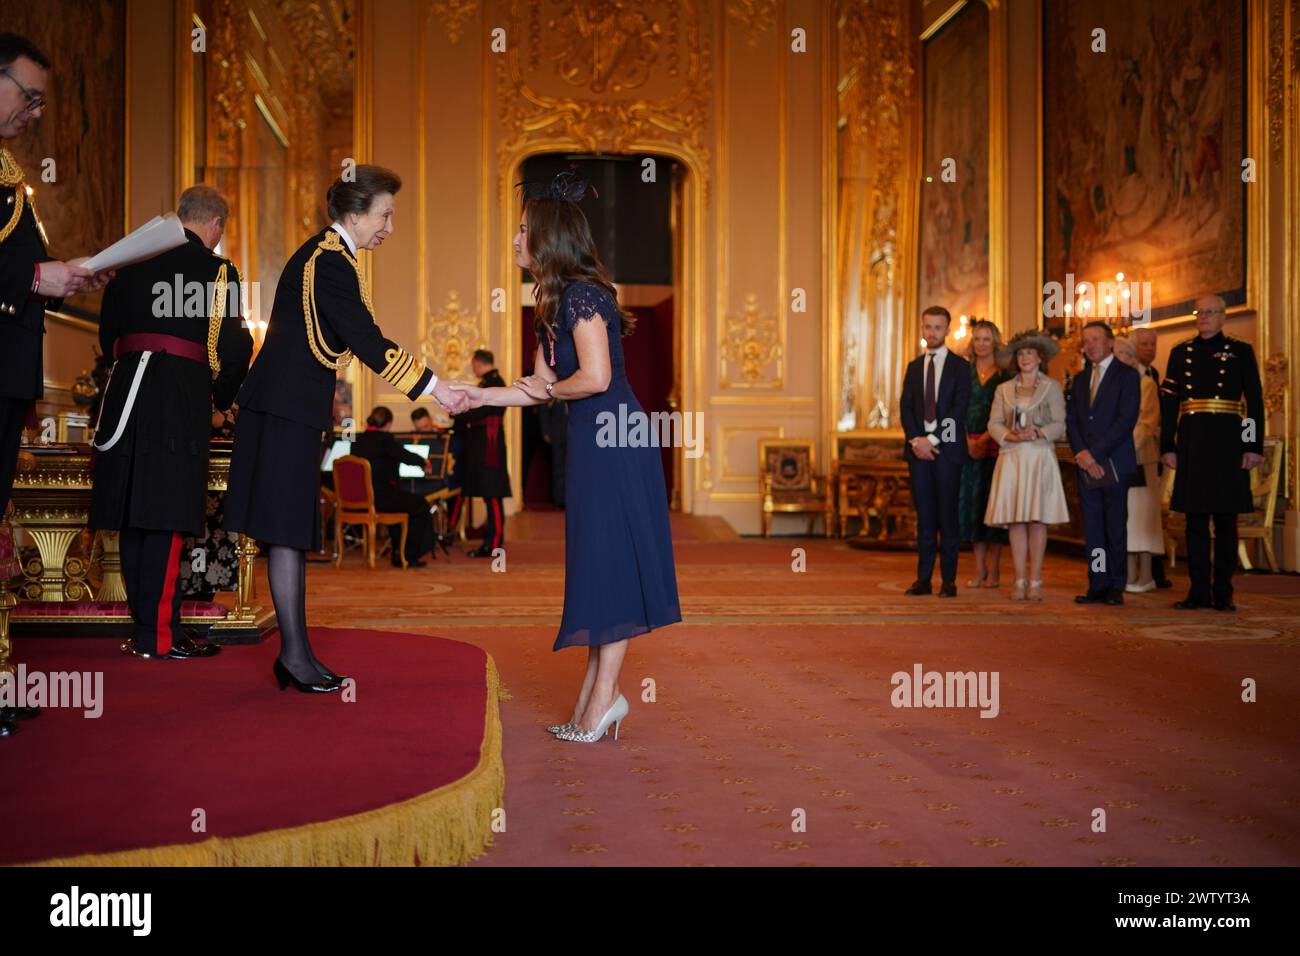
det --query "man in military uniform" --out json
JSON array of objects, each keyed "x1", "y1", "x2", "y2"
[
  {"x1": 450, "y1": 349, "x2": 511, "y2": 558},
  {"x1": 90, "y1": 185, "x2": 253, "y2": 659},
  {"x1": 1160, "y1": 294, "x2": 1265, "y2": 611},
  {"x1": 1, "y1": 34, "x2": 108, "y2": 735},
  {"x1": 1, "y1": 34, "x2": 105, "y2": 519}
]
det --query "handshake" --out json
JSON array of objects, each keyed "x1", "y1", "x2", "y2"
[
  {"x1": 430, "y1": 374, "x2": 552, "y2": 415},
  {"x1": 430, "y1": 379, "x2": 483, "y2": 416}
]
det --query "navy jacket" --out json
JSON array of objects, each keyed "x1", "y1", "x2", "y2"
[
  {"x1": 1065, "y1": 358, "x2": 1140, "y2": 475},
  {"x1": 900, "y1": 349, "x2": 971, "y2": 464}
]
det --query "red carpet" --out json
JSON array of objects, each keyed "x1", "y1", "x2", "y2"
[{"x1": 1, "y1": 628, "x2": 503, "y2": 866}]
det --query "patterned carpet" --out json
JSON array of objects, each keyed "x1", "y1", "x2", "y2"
[{"x1": 288, "y1": 512, "x2": 1300, "y2": 866}]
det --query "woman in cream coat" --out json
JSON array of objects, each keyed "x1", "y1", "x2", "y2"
[
  {"x1": 985, "y1": 331, "x2": 1070, "y2": 601},
  {"x1": 1113, "y1": 335, "x2": 1164, "y2": 591}
]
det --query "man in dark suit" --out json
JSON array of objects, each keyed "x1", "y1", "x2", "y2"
[
  {"x1": 352, "y1": 405, "x2": 436, "y2": 567},
  {"x1": 1066, "y1": 320, "x2": 1141, "y2": 605},
  {"x1": 90, "y1": 184, "x2": 253, "y2": 659},
  {"x1": 451, "y1": 349, "x2": 511, "y2": 558},
  {"x1": 1, "y1": 34, "x2": 109, "y2": 735},
  {"x1": 900, "y1": 306, "x2": 970, "y2": 597}
]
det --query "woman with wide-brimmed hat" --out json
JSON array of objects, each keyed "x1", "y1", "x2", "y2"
[{"x1": 984, "y1": 329, "x2": 1071, "y2": 601}]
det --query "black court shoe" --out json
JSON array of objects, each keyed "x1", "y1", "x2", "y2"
[
  {"x1": 315, "y1": 666, "x2": 349, "y2": 687},
  {"x1": 273, "y1": 658, "x2": 341, "y2": 694}
]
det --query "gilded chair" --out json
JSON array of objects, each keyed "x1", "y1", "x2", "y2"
[
  {"x1": 759, "y1": 439, "x2": 833, "y2": 537},
  {"x1": 1162, "y1": 436, "x2": 1283, "y2": 571},
  {"x1": 1237, "y1": 437, "x2": 1283, "y2": 571},
  {"x1": 0, "y1": 516, "x2": 21, "y2": 682},
  {"x1": 331, "y1": 455, "x2": 409, "y2": 569}
]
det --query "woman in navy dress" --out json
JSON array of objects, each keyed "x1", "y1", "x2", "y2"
[{"x1": 454, "y1": 171, "x2": 681, "y2": 743}]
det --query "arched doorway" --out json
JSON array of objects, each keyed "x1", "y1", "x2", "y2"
[{"x1": 508, "y1": 152, "x2": 689, "y2": 513}]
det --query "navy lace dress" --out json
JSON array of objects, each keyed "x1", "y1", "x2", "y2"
[{"x1": 546, "y1": 281, "x2": 681, "y2": 651}]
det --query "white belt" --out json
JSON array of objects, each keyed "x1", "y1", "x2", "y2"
[{"x1": 91, "y1": 352, "x2": 152, "y2": 452}]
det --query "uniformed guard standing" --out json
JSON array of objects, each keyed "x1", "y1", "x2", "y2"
[
  {"x1": 224, "y1": 164, "x2": 468, "y2": 693},
  {"x1": 1160, "y1": 294, "x2": 1265, "y2": 611},
  {"x1": 90, "y1": 185, "x2": 253, "y2": 659},
  {"x1": 451, "y1": 349, "x2": 511, "y2": 558},
  {"x1": 1, "y1": 33, "x2": 108, "y2": 736}
]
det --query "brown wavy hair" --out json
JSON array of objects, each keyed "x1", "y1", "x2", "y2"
[{"x1": 524, "y1": 197, "x2": 635, "y2": 343}]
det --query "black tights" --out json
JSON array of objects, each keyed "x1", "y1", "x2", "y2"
[{"x1": 267, "y1": 545, "x2": 329, "y2": 681}]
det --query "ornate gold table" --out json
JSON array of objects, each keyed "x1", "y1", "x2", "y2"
[
  {"x1": 3, "y1": 444, "x2": 274, "y2": 638},
  {"x1": 832, "y1": 437, "x2": 1087, "y2": 549}
]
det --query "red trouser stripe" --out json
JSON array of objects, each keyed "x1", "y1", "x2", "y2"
[
  {"x1": 491, "y1": 499, "x2": 504, "y2": 551},
  {"x1": 156, "y1": 532, "x2": 183, "y2": 655}
]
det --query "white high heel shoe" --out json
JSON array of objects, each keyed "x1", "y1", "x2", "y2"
[
  {"x1": 557, "y1": 694, "x2": 628, "y2": 743},
  {"x1": 546, "y1": 722, "x2": 577, "y2": 735}
]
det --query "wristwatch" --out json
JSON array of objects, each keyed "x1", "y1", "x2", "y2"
[{"x1": 545, "y1": 381, "x2": 554, "y2": 397}]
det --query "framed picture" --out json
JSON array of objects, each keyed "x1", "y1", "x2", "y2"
[{"x1": 1041, "y1": 0, "x2": 1247, "y2": 331}]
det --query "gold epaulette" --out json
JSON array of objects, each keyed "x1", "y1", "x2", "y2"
[
  {"x1": 380, "y1": 346, "x2": 426, "y2": 395},
  {"x1": 207, "y1": 262, "x2": 229, "y2": 378},
  {"x1": 302, "y1": 230, "x2": 356, "y2": 371},
  {"x1": 0, "y1": 149, "x2": 26, "y2": 245}
]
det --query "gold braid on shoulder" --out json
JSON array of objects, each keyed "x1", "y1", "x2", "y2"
[
  {"x1": 0, "y1": 149, "x2": 27, "y2": 245},
  {"x1": 302, "y1": 230, "x2": 358, "y2": 370},
  {"x1": 207, "y1": 262, "x2": 230, "y2": 378}
]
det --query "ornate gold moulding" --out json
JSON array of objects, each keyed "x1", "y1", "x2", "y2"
[{"x1": 6, "y1": 448, "x2": 273, "y2": 636}]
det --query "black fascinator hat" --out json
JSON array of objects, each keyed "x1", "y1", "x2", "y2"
[{"x1": 515, "y1": 167, "x2": 599, "y2": 204}]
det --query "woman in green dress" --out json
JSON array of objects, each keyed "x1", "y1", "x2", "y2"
[{"x1": 958, "y1": 320, "x2": 1011, "y2": 587}]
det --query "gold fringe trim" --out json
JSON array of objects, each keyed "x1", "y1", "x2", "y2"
[
  {"x1": 0, "y1": 149, "x2": 26, "y2": 246},
  {"x1": 207, "y1": 263, "x2": 228, "y2": 377},
  {"x1": 301, "y1": 230, "x2": 358, "y2": 371},
  {"x1": 20, "y1": 654, "x2": 505, "y2": 868}
]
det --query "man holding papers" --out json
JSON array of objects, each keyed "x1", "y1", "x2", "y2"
[
  {"x1": 0, "y1": 33, "x2": 110, "y2": 736},
  {"x1": 89, "y1": 185, "x2": 253, "y2": 660},
  {"x1": 0, "y1": 34, "x2": 108, "y2": 521}
]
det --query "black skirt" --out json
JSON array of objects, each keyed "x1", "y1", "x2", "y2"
[{"x1": 224, "y1": 408, "x2": 325, "y2": 551}]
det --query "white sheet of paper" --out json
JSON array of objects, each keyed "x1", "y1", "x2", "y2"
[{"x1": 83, "y1": 213, "x2": 188, "y2": 272}]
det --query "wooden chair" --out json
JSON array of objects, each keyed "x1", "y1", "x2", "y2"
[
  {"x1": 759, "y1": 439, "x2": 833, "y2": 537},
  {"x1": 331, "y1": 455, "x2": 409, "y2": 569},
  {"x1": 1162, "y1": 436, "x2": 1283, "y2": 571}
]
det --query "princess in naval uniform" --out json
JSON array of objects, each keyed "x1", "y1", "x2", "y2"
[{"x1": 224, "y1": 165, "x2": 468, "y2": 693}]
